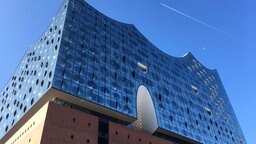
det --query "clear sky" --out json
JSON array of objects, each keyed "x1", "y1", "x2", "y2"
[{"x1": 0, "y1": 0, "x2": 255, "y2": 143}]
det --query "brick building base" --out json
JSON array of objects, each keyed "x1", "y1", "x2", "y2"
[{"x1": 3, "y1": 101, "x2": 173, "y2": 144}]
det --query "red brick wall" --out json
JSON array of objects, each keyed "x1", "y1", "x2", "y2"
[
  {"x1": 39, "y1": 102, "x2": 173, "y2": 144},
  {"x1": 41, "y1": 102, "x2": 99, "y2": 144},
  {"x1": 109, "y1": 122, "x2": 172, "y2": 144}
]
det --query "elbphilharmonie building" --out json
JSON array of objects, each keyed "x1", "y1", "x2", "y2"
[{"x1": 0, "y1": 0, "x2": 246, "y2": 143}]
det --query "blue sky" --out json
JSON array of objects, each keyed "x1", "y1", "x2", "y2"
[{"x1": 0, "y1": 0, "x2": 255, "y2": 143}]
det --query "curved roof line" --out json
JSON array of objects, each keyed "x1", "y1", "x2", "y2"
[
  {"x1": 86, "y1": 0, "x2": 217, "y2": 72},
  {"x1": 86, "y1": 1, "x2": 134, "y2": 26},
  {"x1": 183, "y1": 52, "x2": 217, "y2": 71},
  {"x1": 131, "y1": 25, "x2": 217, "y2": 72}
]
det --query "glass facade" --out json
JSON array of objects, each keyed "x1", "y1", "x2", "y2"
[
  {"x1": 0, "y1": 0, "x2": 69, "y2": 139},
  {"x1": 0, "y1": 0, "x2": 246, "y2": 143}
]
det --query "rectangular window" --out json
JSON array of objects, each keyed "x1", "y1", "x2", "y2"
[{"x1": 191, "y1": 85, "x2": 198, "y2": 94}]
